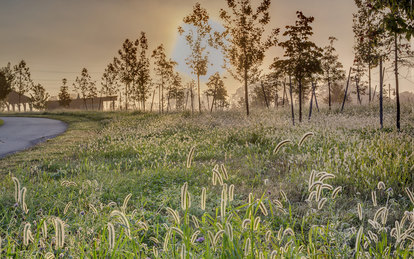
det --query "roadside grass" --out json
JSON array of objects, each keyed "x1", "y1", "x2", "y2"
[
  {"x1": 0, "y1": 119, "x2": 4, "y2": 126},
  {"x1": 0, "y1": 105, "x2": 413, "y2": 257}
]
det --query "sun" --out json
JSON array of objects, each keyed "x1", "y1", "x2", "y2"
[{"x1": 171, "y1": 19, "x2": 226, "y2": 82}]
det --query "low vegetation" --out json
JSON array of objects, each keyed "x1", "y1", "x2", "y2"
[{"x1": 0, "y1": 106, "x2": 413, "y2": 258}]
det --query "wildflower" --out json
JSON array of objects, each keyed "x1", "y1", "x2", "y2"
[{"x1": 195, "y1": 237, "x2": 205, "y2": 243}]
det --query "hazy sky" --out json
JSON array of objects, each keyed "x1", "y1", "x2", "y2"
[{"x1": 0, "y1": 0, "x2": 412, "y2": 96}]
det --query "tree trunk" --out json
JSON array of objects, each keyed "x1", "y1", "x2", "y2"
[
  {"x1": 328, "y1": 70, "x2": 331, "y2": 110},
  {"x1": 313, "y1": 83, "x2": 319, "y2": 112},
  {"x1": 261, "y1": 81, "x2": 269, "y2": 109},
  {"x1": 308, "y1": 82, "x2": 314, "y2": 121},
  {"x1": 341, "y1": 67, "x2": 352, "y2": 112},
  {"x1": 289, "y1": 76, "x2": 295, "y2": 126},
  {"x1": 368, "y1": 61, "x2": 371, "y2": 103},
  {"x1": 394, "y1": 33, "x2": 400, "y2": 131},
  {"x1": 244, "y1": 64, "x2": 249, "y2": 116},
  {"x1": 282, "y1": 81, "x2": 286, "y2": 107},
  {"x1": 191, "y1": 87, "x2": 194, "y2": 115},
  {"x1": 125, "y1": 83, "x2": 129, "y2": 111},
  {"x1": 379, "y1": 57, "x2": 384, "y2": 129},
  {"x1": 356, "y1": 77, "x2": 361, "y2": 105},
  {"x1": 298, "y1": 79, "x2": 302, "y2": 123},
  {"x1": 197, "y1": 74, "x2": 201, "y2": 113}
]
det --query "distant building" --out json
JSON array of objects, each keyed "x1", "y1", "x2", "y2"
[{"x1": 3, "y1": 90, "x2": 33, "y2": 112}]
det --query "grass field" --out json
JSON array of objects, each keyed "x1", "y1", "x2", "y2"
[{"x1": 0, "y1": 105, "x2": 413, "y2": 258}]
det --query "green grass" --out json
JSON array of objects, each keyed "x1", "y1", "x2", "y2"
[
  {"x1": 0, "y1": 119, "x2": 4, "y2": 126},
  {"x1": 0, "y1": 105, "x2": 413, "y2": 258}
]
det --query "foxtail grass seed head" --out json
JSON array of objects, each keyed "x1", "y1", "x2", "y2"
[
  {"x1": 213, "y1": 170, "x2": 224, "y2": 185},
  {"x1": 299, "y1": 132, "x2": 314, "y2": 146},
  {"x1": 12, "y1": 177, "x2": 21, "y2": 203},
  {"x1": 274, "y1": 199, "x2": 283, "y2": 209},
  {"x1": 331, "y1": 186, "x2": 342, "y2": 199},
  {"x1": 186, "y1": 146, "x2": 195, "y2": 168},
  {"x1": 405, "y1": 188, "x2": 414, "y2": 205},
  {"x1": 355, "y1": 226, "x2": 364, "y2": 253},
  {"x1": 280, "y1": 190, "x2": 288, "y2": 202},
  {"x1": 122, "y1": 193, "x2": 132, "y2": 214},
  {"x1": 249, "y1": 193, "x2": 253, "y2": 204},
  {"x1": 309, "y1": 170, "x2": 316, "y2": 188},
  {"x1": 220, "y1": 164, "x2": 228, "y2": 180},
  {"x1": 192, "y1": 215, "x2": 200, "y2": 228},
  {"x1": 163, "y1": 229, "x2": 171, "y2": 252},
  {"x1": 283, "y1": 228, "x2": 294, "y2": 237},
  {"x1": 110, "y1": 210, "x2": 131, "y2": 239},
  {"x1": 229, "y1": 184, "x2": 234, "y2": 202},
  {"x1": 201, "y1": 187, "x2": 206, "y2": 210},
  {"x1": 20, "y1": 187, "x2": 28, "y2": 214},
  {"x1": 265, "y1": 230, "x2": 272, "y2": 242},
  {"x1": 270, "y1": 250, "x2": 278, "y2": 259},
  {"x1": 244, "y1": 238, "x2": 251, "y2": 256},
  {"x1": 171, "y1": 227, "x2": 184, "y2": 238},
  {"x1": 220, "y1": 190, "x2": 227, "y2": 219},
  {"x1": 180, "y1": 243, "x2": 186, "y2": 259},
  {"x1": 309, "y1": 181, "x2": 323, "y2": 192},
  {"x1": 191, "y1": 230, "x2": 201, "y2": 244},
  {"x1": 45, "y1": 252, "x2": 55, "y2": 259},
  {"x1": 253, "y1": 217, "x2": 261, "y2": 231},
  {"x1": 242, "y1": 219, "x2": 251, "y2": 229},
  {"x1": 150, "y1": 237, "x2": 160, "y2": 244},
  {"x1": 166, "y1": 207, "x2": 180, "y2": 225},
  {"x1": 377, "y1": 181, "x2": 386, "y2": 190},
  {"x1": 107, "y1": 222, "x2": 115, "y2": 250},
  {"x1": 64, "y1": 202, "x2": 72, "y2": 215},
  {"x1": 371, "y1": 191, "x2": 377, "y2": 207},
  {"x1": 226, "y1": 222, "x2": 233, "y2": 241},
  {"x1": 214, "y1": 230, "x2": 224, "y2": 246},
  {"x1": 153, "y1": 247, "x2": 159, "y2": 258},
  {"x1": 358, "y1": 203, "x2": 363, "y2": 221},
  {"x1": 23, "y1": 223, "x2": 31, "y2": 246},
  {"x1": 89, "y1": 203, "x2": 98, "y2": 215},
  {"x1": 258, "y1": 200, "x2": 268, "y2": 216},
  {"x1": 273, "y1": 139, "x2": 291, "y2": 154},
  {"x1": 277, "y1": 227, "x2": 283, "y2": 241},
  {"x1": 321, "y1": 184, "x2": 333, "y2": 191},
  {"x1": 319, "y1": 173, "x2": 335, "y2": 182},
  {"x1": 316, "y1": 185, "x2": 322, "y2": 202},
  {"x1": 318, "y1": 198, "x2": 328, "y2": 210},
  {"x1": 181, "y1": 182, "x2": 190, "y2": 210},
  {"x1": 208, "y1": 231, "x2": 215, "y2": 249}
]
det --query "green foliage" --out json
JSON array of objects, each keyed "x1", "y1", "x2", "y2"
[
  {"x1": 58, "y1": 79, "x2": 71, "y2": 108},
  {"x1": 0, "y1": 107, "x2": 413, "y2": 257},
  {"x1": 29, "y1": 83, "x2": 50, "y2": 110}
]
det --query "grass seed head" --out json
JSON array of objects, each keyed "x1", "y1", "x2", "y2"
[{"x1": 299, "y1": 132, "x2": 314, "y2": 146}]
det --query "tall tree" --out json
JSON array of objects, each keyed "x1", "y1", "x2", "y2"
[
  {"x1": 219, "y1": 0, "x2": 279, "y2": 116},
  {"x1": 205, "y1": 72, "x2": 228, "y2": 112},
  {"x1": 152, "y1": 44, "x2": 176, "y2": 113},
  {"x1": 179, "y1": 3, "x2": 212, "y2": 113},
  {"x1": 12, "y1": 60, "x2": 32, "y2": 112},
  {"x1": 378, "y1": 2, "x2": 413, "y2": 130},
  {"x1": 353, "y1": 0, "x2": 381, "y2": 103},
  {"x1": 58, "y1": 78, "x2": 71, "y2": 108},
  {"x1": 101, "y1": 63, "x2": 120, "y2": 110},
  {"x1": 114, "y1": 39, "x2": 138, "y2": 110},
  {"x1": 73, "y1": 68, "x2": 94, "y2": 110},
  {"x1": 321, "y1": 37, "x2": 346, "y2": 110},
  {"x1": 0, "y1": 65, "x2": 13, "y2": 102},
  {"x1": 30, "y1": 83, "x2": 49, "y2": 110},
  {"x1": 273, "y1": 11, "x2": 323, "y2": 122},
  {"x1": 133, "y1": 32, "x2": 152, "y2": 111}
]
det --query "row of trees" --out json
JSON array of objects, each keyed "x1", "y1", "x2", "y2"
[{"x1": 0, "y1": 60, "x2": 49, "y2": 111}]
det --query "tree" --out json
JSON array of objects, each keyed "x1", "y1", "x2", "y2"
[
  {"x1": 114, "y1": 39, "x2": 138, "y2": 110},
  {"x1": 132, "y1": 32, "x2": 152, "y2": 111},
  {"x1": 351, "y1": 57, "x2": 367, "y2": 105},
  {"x1": 101, "y1": 63, "x2": 120, "y2": 110},
  {"x1": 205, "y1": 72, "x2": 228, "y2": 112},
  {"x1": 219, "y1": 0, "x2": 279, "y2": 116},
  {"x1": 0, "y1": 66, "x2": 13, "y2": 102},
  {"x1": 30, "y1": 83, "x2": 49, "y2": 110},
  {"x1": 323, "y1": 80, "x2": 350, "y2": 104},
  {"x1": 273, "y1": 11, "x2": 323, "y2": 122},
  {"x1": 58, "y1": 78, "x2": 71, "y2": 108},
  {"x1": 353, "y1": 0, "x2": 381, "y2": 103},
  {"x1": 73, "y1": 68, "x2": 94, "y2": 110},
  {"x1": 152, "y1": 44, "x2": 176, "y2": 113},
  {"x1": 321, "y1": 37, "x2": 346, "y2": 110},
  {"x1": 12, "y1": 60, "x2": 32, "y2": 112},
  {"x1": 179, "y1": 3, "x2": 212, "y2": 113},
  {"x1": 87, "y1": 77, "x2": 97, "y2": 110}
]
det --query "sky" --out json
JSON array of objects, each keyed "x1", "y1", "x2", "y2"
[{"x1": 0, "y1": 0, "x2": 413, "y2": 97}]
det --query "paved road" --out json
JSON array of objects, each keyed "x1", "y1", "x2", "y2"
[{"x1": 0, "y1": 117, "x2": 67, "y2": 158}]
